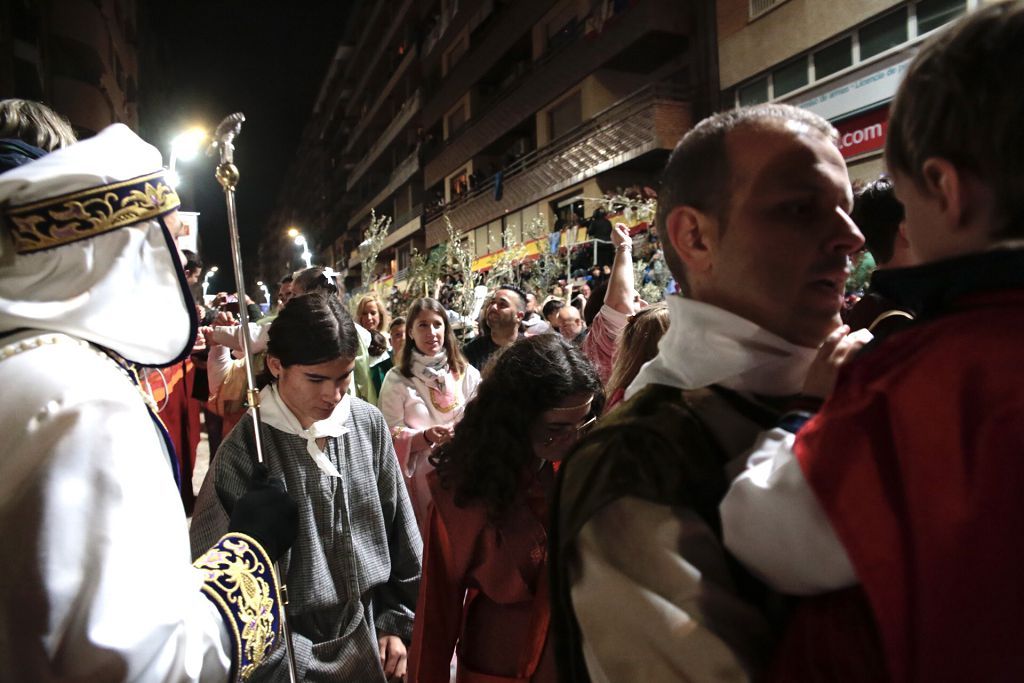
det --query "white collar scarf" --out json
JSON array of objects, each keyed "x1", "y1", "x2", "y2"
[
  {"x1": 626, "y1": 295, "x2": 819, "y2": 400},
  {"x1": 410, "y1": 349, "x2": 451, "y2": 390},
  {"x1": 258, "y1": 383, "x2": 351, "y2": 478}
]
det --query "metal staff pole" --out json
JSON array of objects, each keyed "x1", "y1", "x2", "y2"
[{"x1": 209, "y1": 112, "x2": 299, "y2": 683}]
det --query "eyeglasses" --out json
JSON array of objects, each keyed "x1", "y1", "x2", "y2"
[{"x1": 537, "y1": 415, "x2": 597, "y2": 448}]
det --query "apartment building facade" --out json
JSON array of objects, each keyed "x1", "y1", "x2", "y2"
[
  {"x1": 717, "y1": 0, "x2": 983, "y2": 183},
  {"x1": 0, "y1": 0, "x2": 138, "y2": 135},
  {"x1": 264, "y1": 0, "x2": 717, "y2": 290}
]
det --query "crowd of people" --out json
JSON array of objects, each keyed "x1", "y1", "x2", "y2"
[{"x1": 1, "y1": 4, "x2": 1023, "y2": 682}]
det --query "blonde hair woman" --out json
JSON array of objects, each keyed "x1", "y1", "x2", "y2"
[
  {"x1": 355, "y1": 292, "x2": 391, "y2": 335},
  {"x1": 356, "y1": 292, "x2": 394, "y2": 396},
  {"x1": 603, "y1": 302, "x2": 669, "y2": 413}
]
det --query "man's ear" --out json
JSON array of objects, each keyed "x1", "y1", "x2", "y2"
[
  {"x1": 266, "y1": 355, "x2": 282, "y2": 379},
  {"x1": 896, "y1": 221, "x2": 910, "y2": 248},
  {"x1": 665, "y1": 205, "x2": 716, "y2": 276},
  {"x1": 921, "y1": 158, "x2": 965, "y2": 229}
]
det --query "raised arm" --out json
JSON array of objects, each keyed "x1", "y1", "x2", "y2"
[{"x1": 603, "y1": 223, "x2": 638, "y2": 315}]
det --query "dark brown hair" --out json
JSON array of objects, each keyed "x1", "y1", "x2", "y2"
[
  {"x1": 432, "y1": 334, "x2": 603, "y2": 520},
  {"x1": 886, "y1": 2, "x2": 1024, "y2": 238},
  {"x1": 399, "y1": 297, "x2": 467, "y2": 378}
]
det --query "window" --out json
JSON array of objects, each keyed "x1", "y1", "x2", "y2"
[
  {"x1": 732, "y1": 0, "x2": 981, "y2": 109},
  {"x1": 549, "y1": 91, "x2": 582, "y2": 140},
  {"x1": 738, "y1": 77, "x2": 769, "y2": 106},
  {"x1": 444, "y1": 97, "x2": 469, "y2": 140},
  {"x1": 394, "y1": 184, "x2": 413, "y2": 218},
  {"x1": 442, "y1": 32, "x2": 469, "y2": 76},
  {"x1": 814, "y1": 37, "x2": 853, "y2": 79},
  {"x1": 917, "y1": 0, "x2": 966, "y2": 35},
  {"x1": 859, "y1": 8, "x2": 908, "y2": 60},
  {"x1": 772, "y1": 58, "x2": 809, "y2": 96},
  {"x1": 552, "y1": 194, "x2": 584, "y2": 232},
  {"x1": 448, "y1": 168, "x2": 469, "y2": 200}
]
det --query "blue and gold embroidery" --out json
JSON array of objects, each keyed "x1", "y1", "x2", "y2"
[
  {"x1": 193, "y1": 533, "x2": 283, "y2": 681},
  {"x1": 5, "y1": 171, "x2": 180, "y2": 254}
]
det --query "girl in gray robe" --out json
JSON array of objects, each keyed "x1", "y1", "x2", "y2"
[{"x1": 191, "y1": 292, "x2": 422, "y2": 681}]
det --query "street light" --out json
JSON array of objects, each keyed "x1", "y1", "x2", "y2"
[
  {"x1": 202, "y1": 265, "x2": 218, "y2": 299},
  {"x1": 167, "y1": 127, "x2": 207, "y2": 188},
  {"x1": 288, "y1": 227, "x2": 312, "y2": 269}
]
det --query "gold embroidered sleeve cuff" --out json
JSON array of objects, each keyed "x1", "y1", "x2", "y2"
[{"x1": 193, "y1": 532, "x2": 284, "y2": 681}]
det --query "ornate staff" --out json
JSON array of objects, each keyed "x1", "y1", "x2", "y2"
[{"x1": 209, "y1": 112, "x2": 300, "y2": 683}]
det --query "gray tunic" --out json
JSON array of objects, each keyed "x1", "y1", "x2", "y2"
[{"x1": 190, "y1": 397, "x2": 422, "y2": 681}]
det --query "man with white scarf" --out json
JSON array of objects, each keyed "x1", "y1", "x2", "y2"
[
  {"x1": 549, "y1": 103, "x2": 864, "y2": 682},
  {"x1": 0, "y1": 124, "x2": 298, "y2": 681}
]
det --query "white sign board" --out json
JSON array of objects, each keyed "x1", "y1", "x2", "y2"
[
  {"x1": 177, "y1": 211, "x2": 200, "y2": 254},
  {"x1": 793, "y1": 54, "x2": 913, "y2": 121}
]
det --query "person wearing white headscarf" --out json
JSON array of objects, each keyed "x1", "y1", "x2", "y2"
[{"x1": 0, "y1": 124, "x2": 297, "y2": 681}]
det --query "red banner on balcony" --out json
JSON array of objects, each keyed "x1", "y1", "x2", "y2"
[{"x1": 835, "y1": 105, "x2": 889, "y2": 159}]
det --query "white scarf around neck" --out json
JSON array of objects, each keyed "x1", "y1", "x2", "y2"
[
  {"x1": 626, "y1": 295, "x2": 819, "y2": 400},
  {"x1": 258, "y1": 383, "x2": 351, "y2": 478},
  {"x1": 410, "y1": 349, "x2": 451, "y2": 390}
]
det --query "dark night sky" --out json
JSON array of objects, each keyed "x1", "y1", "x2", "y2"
[{"x1": 137, "y1": 1, "x2": 354, "y2": 293}]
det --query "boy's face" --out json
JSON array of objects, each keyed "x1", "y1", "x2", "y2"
[{"x1": 891, "y1": 169, "x2": 974, "y2": 265}]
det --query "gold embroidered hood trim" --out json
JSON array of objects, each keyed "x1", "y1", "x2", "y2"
[{"x1": 5, "y1": 170, "x2": 180, "y2": 254}]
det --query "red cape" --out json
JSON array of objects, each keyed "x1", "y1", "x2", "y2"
[{"x1": 791, "y1": 289, "x2": 1024, "y2": 681}]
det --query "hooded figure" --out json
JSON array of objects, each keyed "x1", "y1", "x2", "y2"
[{"x1": 0, "y1": 124, "x2": 296, "y2": 681}]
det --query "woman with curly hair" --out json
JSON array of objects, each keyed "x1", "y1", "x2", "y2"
[
  {"x1": 378, "y1": 297, "x2": 481, "y2": 532},
  {"x1": 408, "y1": 334, "x2": 603, "y2": 683}
]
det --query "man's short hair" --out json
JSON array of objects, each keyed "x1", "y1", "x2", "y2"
[
  {"x1": 182, "y1": 249, "x2": 202, "y2": 273},
  {"x1": 278, "y1": 274, "x2": 293, "y2": 285},
  {"x1": 852, "y1": 177, "x2": 904, "y2": 265},
  {"x1": 886, "y1": 1, "x2": 1024, "y2": 239},
  {"x1": 542, "y1": 299, "x2": 564, "y2": 320},
  {"x1": 496, "y1": 283, "x2": 527, "y2": 313},
  {"x1": 656, "y1": 103, "x2": 837, "y2": 293}
]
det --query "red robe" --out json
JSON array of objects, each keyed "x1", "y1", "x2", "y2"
[
  {"x1": 788, "y1": 288, "x2": 1024, "y2": 682},
  {"x1": 148, "y1": 359, "x2": 201, "y2": 513},
  {"x1": 409, "y1": 468, "x2": 556, "y2": 683}
]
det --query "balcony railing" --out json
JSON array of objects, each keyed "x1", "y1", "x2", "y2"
[
  {"x1": 344, "y1": 0, "x2": 416, "y2": 120},
  {"x1": 346, "y1": 89, "x2": 422, "y2": 191},
  {"x1": 344, "y1": 45, "x2": 418, "y2": 156},
  {"x1": 424, "y1": 82, "x2": 691, "y2": 244},
  {"x1": 422, "y1": 0, "x2": 681, "y2": 188},
  {"x1": 348, "y1": 147, "x2": 421, "y2": 229}
]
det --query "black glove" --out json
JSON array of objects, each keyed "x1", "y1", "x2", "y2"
[{"x1": 228, "y1": 465, "x2": 298, "y2": 562}]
